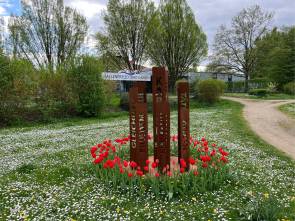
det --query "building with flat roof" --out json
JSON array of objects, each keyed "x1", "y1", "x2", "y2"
[{"x1": 185, "y1": 72, "x2": 245, "y2": 83}]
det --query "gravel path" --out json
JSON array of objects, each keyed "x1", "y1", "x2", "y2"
[{"x1": 223, "y1": 97, "x2": 295, "y2": 159}]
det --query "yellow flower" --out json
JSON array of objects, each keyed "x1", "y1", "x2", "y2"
[
  {"x1": 291, "y1": 196, "x2": 295, "y2": 202},
  {"x1": 192, "y1": 197, "x2": 197, "y2": 202},
  {"x1": 116, "y1": 207, "x2": 120, "y2": 213},
  {"x1": 263, "y1": 193, "x2": 269, "y2": 199},
  {"x1": 247, "y1": 191, "x2": 253, "y2": 196},
  {"x1": 19, "y1": 211, "x2": 29, "y2": 221},
  {"x1": 213, "y1": 208, "x2": 217, "y2": 213}
]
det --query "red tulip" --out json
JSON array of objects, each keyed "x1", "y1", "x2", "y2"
[
  {"x1": 200, "y1": 155, "x2": 211, "y2": 162},
  {"x1": 220, "y1": 155, "x2": 228, "y2": 163},
  {"x1": 202, "y1": 162, "x2": 208, "y2": 168},
  {"x1": 180, "y1": 159, "x2": 187, "y2": 168},
  {"x1": 144, "y1": 166, "x2": 149, "y2": 172},
  {"x1": 123, "y1": 160, "x2": 129, "y2": 168},
  {"x1": 136, "y1": 170, "x2": 144, "y2": 176},
  {"x1": 93, "y1": 156, "x2": 104, "y2": 165},
  {"x1": 210, "y1": 149, "x2": 216, "y2": 156},
  {"x1": 189, "y1": 158, "x2": 195, "y2": 165},
  {"x1": 151, "y1": 162, "x2": 157, "y2": 168},
  {"x1": 130, "y1": 161, "x2": 137, "y2": 169}
]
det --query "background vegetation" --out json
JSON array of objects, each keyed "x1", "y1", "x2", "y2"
[
  {"x1": 195, "y1": 79, "x2": 226, "y2": 103},
  {"x1": 209, "y1": 5, "x2": 294, "y2": 93},
  {"x1": 0, "y1": 52, "x2": 109, "y2": 126}
]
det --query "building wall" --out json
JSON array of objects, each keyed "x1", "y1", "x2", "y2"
[
  {"x1": 186, "y1": 72, "x2": 245, "y2": 83},
  {"x1": 116, "y1": 72, "x2": 245, "y2": 93}
]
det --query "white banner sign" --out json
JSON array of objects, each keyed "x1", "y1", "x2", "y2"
[{"x1": 102, "y1": 70, "x2": 152, "y2": 81}]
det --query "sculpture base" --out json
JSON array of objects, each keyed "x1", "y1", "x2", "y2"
[{"x1": 146, "y1": 155, "x2": 197, "y2": 175}]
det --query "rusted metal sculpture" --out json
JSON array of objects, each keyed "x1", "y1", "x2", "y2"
[
  {"x1": 152, "y1": 67, "x2": 170, "y2": 171},
  {"x1": 129, "y1": 82, "x2": 148, "y2": 169},
  {"x1": 177, "y1": 82, "x2": 190, "y2": 171}
]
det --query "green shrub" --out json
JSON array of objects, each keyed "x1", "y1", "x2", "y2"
[
  {"x1": 69, "y1": 56, "x2": 106, "y2": 117},
  {"x1": 0, "y1": 54, "x2": 113, "y2": 126},
  {"x1": 104, "y1": 81, "x2": 118, "y2": 106},
  {"x1": 191, "y1": 79, "x2": 200, "y2": 98},
  {"x1": 38, "y1": 69, "x2": 77, "y2": 120},
  {"x1": 248, "y1": 88, "x2": 269, "y2": 97},
  {"x1": 0, "y1": 53, "x2": 11, "y2": 93},
  {"x1": 216, "y1": 80, "x2": 226, "y2": 94},
  {"x1": 197, "y1": 79, "x2": 225, "y2": 103},
  {"x1": 0, "y1": 58, "x2": 38, "y2": 125},
  {"x1": 267, "y1": 82, "x2": 278, "y2": 93},
  {"x1": 283, "y1": 82, "x2": 295, "y2": 95}
]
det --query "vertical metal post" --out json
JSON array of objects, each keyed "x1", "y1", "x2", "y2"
[
  {"x1": 152, "y1": 67, "x2": 170, "y2": 171},
  {"x1": 177, "y1": 82, "x2": 190, "y2": 170},
  {"x1": 129, "y1": 82, "x2": 148, "y2": 170}
]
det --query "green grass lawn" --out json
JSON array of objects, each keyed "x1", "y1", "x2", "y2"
[
  {"x1": 0, "y1": 100, "x2": 295, "y2": 220},
  {"x1": 224, "y1": 92, "x2": 295, "y2": 100},
  {"x1": 279, "y1": 103, "x2": 295, "y2": 119}
]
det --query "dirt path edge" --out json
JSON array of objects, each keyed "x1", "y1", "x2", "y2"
[{"x1": 222, "y1": 96, "x2": 295, "y2": 160}]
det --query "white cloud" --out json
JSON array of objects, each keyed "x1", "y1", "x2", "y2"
[
  {"x1": 68, "y1": 1, "x2": 106, "y2": 19},
  {"x1": 0, "y1": 6, "x2": 7, "y2": 15}
]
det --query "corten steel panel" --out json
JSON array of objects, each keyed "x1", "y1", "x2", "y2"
[
  {"x1": 152, "y1": 67, "x2": 170, "y2": 171},
  {"x1": 177, "y1": 82, "x2": 190, "y2": 171},
  {"x1": 129, "y1": 82, "x2": 148, "y2": 170}
]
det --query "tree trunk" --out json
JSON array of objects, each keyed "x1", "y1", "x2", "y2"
[
  {"x1": 244, "y1": 73, "x2": 249, "y2": 93},
  {"x1": 168, "y1": 70, "x2": 177, "y2": 94}
]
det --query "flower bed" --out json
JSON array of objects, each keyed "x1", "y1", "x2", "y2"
[{"x1": 90, "y1": 135, "x2": 230, "y2": 198}]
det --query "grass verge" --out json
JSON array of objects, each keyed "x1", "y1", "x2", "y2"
[
  {"x1": 225, "y1": 92, "x2": 295, "y2": 100},
  {"x1": 278, "y1": 103, "x2": 295, "y2": 119},
  {"x1": 0, "y1": 99, "x2": 295, "y2": 220}
]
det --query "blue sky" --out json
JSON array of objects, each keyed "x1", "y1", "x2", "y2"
[{"x1": 0, "y1": 0, "x2": 21, "y2": 16}]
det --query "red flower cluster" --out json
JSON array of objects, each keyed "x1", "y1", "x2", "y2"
[
  {"x1": 90, "y1": 135, "x2": 230, "y2": 178},
  {"x1": 191, "y1": 136, "x2": 230, "y2": 170},
  {"x1": 115, "y1": 136, "x2": 130, "y2": 145}
]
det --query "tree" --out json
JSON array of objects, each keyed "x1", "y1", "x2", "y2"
[
  {"x1": 147, "y1": 0, "x2": 207, "y2": 91},
  {"x1": 96, "y1": 0, "x2": 155, "y2": 71},
  {"x1": 8, "y1": 0, "x2": 88, "y2": 70},
  {"x1": 254, "y1": 27, "x2": 295, "y2": 88},
  {"x1": 210, "y1": 5, "x2": 273, "y2": 91}
]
